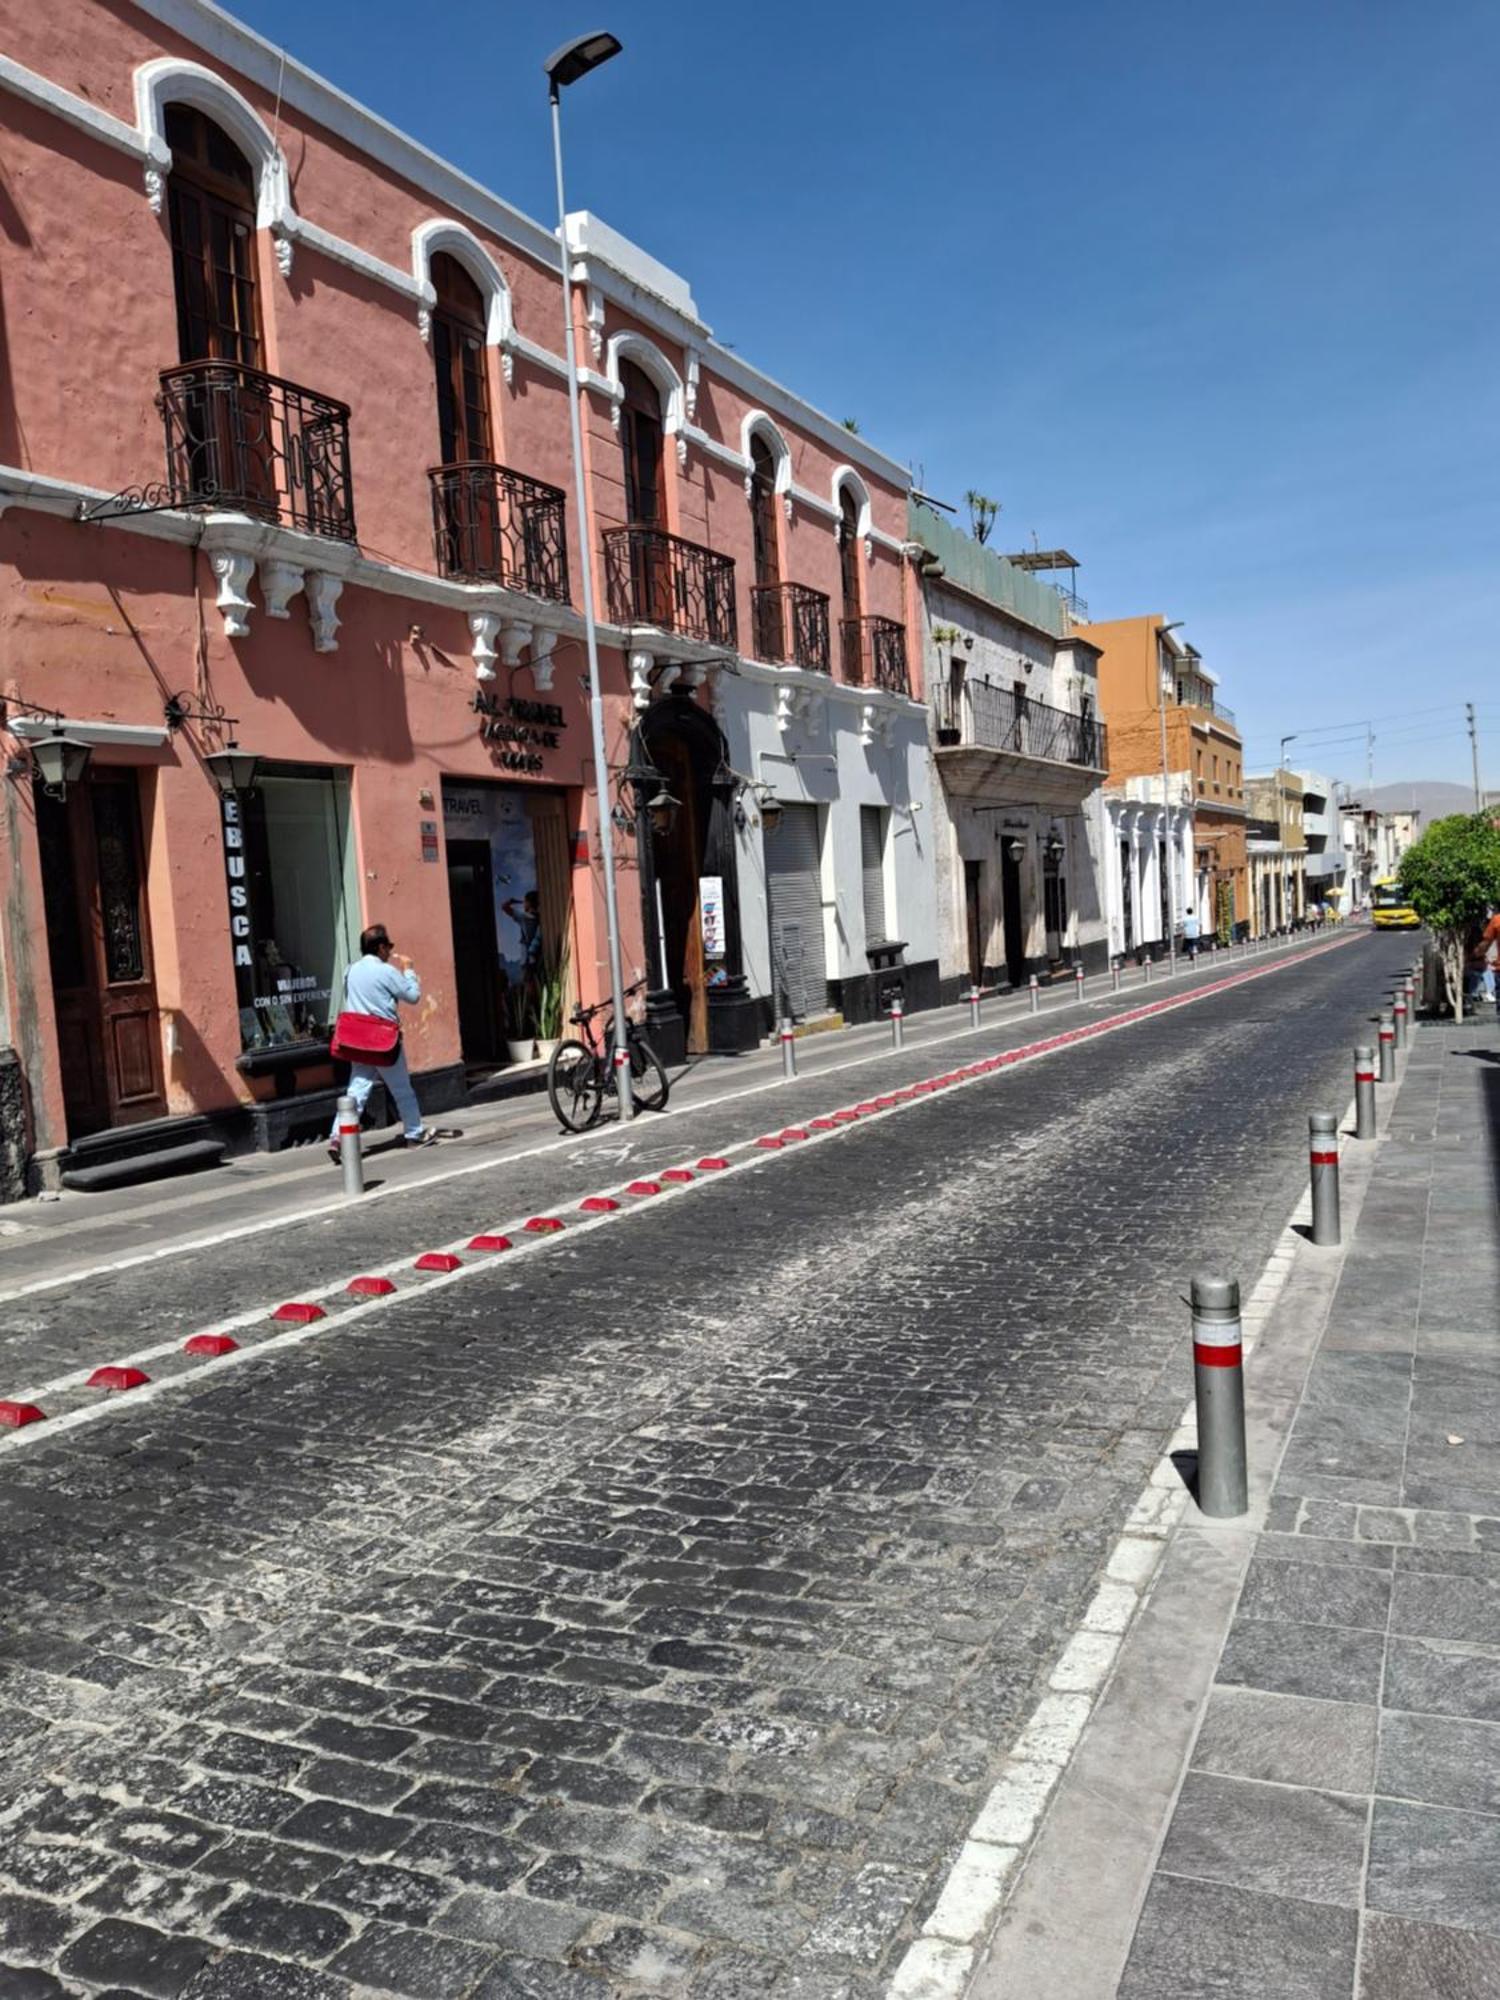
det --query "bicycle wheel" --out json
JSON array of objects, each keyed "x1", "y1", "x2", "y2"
[
  {"x1": 628, "y1": 1031, "x2": 670, "y2": 1113},
  {"x1": 547, "y1": 1039, "x2": 605, "y2": 1132}
]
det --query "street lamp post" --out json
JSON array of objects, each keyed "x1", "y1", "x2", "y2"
[
  {"x1": 1158, "y1": 621, "x2": 1184, "y2": 970},
  {"x1": 1279, "y1": 733, "x2": 1298, "y2": 929},
  {"x1": 545, "y1": 31, "x2": 633, "y2": 1121}
]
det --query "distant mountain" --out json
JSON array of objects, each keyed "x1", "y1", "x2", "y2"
[{"x1": 1360, "y1": 780, "x2": 1477, "y2": 825}]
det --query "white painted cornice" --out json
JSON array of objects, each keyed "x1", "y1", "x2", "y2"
[{"x1": 0, "y1": 51, "x2": 162, "y2": 165}]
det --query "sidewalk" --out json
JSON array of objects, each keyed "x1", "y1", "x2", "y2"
[
  {"x1": 0, "y1": 927, "x2": 1342, "y2": 1297},
  {"x1": 974, "y1": 1004, "x2": 1500, "y2": 1998}
]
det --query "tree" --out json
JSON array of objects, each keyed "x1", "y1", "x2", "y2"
[
  {"x1": 1399, "y1": 813, "x2": 1500, "y2": 1019},
  {"x1": 964, "y1": 490, "x2": 999, "y2": 545}
]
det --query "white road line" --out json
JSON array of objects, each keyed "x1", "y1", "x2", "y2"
[
  {"x1": 0, "y1": 936, "x2": 1358, "y2": 1455},
  {"x1": 0, "y1": 933, "x2": 1354, "y2": 1308}
]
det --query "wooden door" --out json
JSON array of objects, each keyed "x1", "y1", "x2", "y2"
[
  {"x1": 1001, "y1": 841, "x2": 1026, "y2": 989},
  {"x1": 964, "y1": 859, "x2": 983, "y2": 987},
  {"x1": 39, "y1": 773, "x2": 167, "y2": 1138},
  {"x1": 651, "y1": 735, "x2": 709, "y2": 1054}
]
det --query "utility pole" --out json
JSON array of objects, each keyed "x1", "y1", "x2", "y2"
[
  {"x1": 1468, "y1": 702, "x2": 1483, "y2": 811},
  {"x1": 1366, "y1": 725, "x2": 1374, "y2": 796}
]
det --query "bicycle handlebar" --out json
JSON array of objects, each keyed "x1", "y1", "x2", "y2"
[{"x1": 569, "y1": 978, "x2": 647, "y2": 1027}]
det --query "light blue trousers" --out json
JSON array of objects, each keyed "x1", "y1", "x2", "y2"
[{"x1": 331, "y1": 1045, "x2": 425, "y2": 1140}]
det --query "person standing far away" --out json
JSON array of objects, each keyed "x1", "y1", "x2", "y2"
[{"x1": 329, "y1": 924, "x2": 439, "y2": 1160}]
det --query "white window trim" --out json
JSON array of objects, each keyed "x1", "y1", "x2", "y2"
[{"x1": 134, "y1": 56, "x2": 292, "y2": 236}]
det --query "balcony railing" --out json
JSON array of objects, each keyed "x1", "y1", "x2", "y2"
[
  {"x1": 751, "y1": 581, "x2": 831, "y2": 672},
  {"x1": 429, "y1": 462, "x2": 569, "y2": 602},
  {"x1": 840, "y1": 615, "x2": 910, "y2": 694},
  {"x1": 934, "y1": 681, "x2": 1107, "y2": 770},
  {"x1": 603, "y1": 526, "x2": 737, "y2": 647},
  {"x1": 159, "y1": 361, "x2": 356, "y2": 540}
]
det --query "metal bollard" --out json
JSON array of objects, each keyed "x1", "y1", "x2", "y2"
[
  {"x1": 1309, "y1": 1112, "x2": 1341, "y2": 1246},
  {"x1": 1074, "y1": 962, "x2": 1085, "y2": 1001},
  {"x1": 780, "y1": 1017, "x2": 798, "y2": 1078},
  {"x1": 1191, "y1": 1275, "x2": 1248, "y2": 1518},
  {"x1": 1144, "y1": 955, "x2": 1153, "y2": 984},
  {"x1": 1378, "y1": 1011, "x2": 1395, "y2": 1083},
  {"x1": 1392, "y1": 991, "x2": 1408, "y2": 1050},
  {"x1": 336, "y1": 1094, "x2": 365, "y2": 1199},
  {"x1": 1354, "y1": 1045, "x2": 1377, "y2": 1140},
  {"x1": 1404, "y1": 975, "x2": 1417, "y2": 1025},
  {"x1": 1028, "y1": 975, "x2": 1040, "y2": 1015},
  {"x1": 968, "y1": 987, "x2": 982, "y2": 1030},
  {"x1": 889, "y1": 997, "x2": 904, "y2": 1050},
  {"x1": 1111, "y1": 961, "x2": 1122, "y2": 994}
]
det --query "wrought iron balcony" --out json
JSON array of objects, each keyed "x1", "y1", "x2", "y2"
[
  {"x1": 751, "y1": 581, "x2": 831, "y2": 672},
  {"x1": 603, "y1": 526, "x2": 737, "y2": 648},
  {"x1": 934, "y1": 681, "x2": 1107, "y2": 770},
  {"x1": 429, "y1": 462, "x2": 569, "y2": 602},
  {"x1": 841, "y1": 615, "x2": 910, "y2": 694},
  {"x1": 158, "y1": 361, "x2": 356, "y2": 540}
]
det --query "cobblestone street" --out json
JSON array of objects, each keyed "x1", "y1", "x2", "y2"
[{"x1": 0, "y1": 934, "x2": 1414, "y2": 1997}]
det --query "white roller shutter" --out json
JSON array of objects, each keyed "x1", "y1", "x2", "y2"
[
  {"x1": 764, "y1": 804, "x2": 828, "y2": 1019},
  {"x1": 860, "y1": 806, "x2": 887, "y2": 946}
]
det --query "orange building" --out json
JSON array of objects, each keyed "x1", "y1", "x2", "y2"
[{"x1": 1083, "y1": 614, "x2": 1249, "y2": 945}]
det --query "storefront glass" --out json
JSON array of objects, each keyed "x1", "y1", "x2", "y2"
[{"x1": 224, "y1": 765, "x2": 358, "y2": 1052}]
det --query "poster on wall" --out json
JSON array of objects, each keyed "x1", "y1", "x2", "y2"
[
  {"x1": 700, "y1": 876, "x2": 726, "y2": 959},
  {"x1": 442, "y1": 785, "x2": 542, "y2": 982}
]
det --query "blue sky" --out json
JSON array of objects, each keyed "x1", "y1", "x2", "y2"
[{"x1": 235, "y1": 0, "x2": 1497, "y2": 794}]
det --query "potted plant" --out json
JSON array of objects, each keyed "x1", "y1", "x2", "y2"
[
  {"x1": 502, "y1": 980, "x2": 534, "y2": 1064},
  {"x1": 533, "y1": 939, "x2": 570, "y2": 1063}
]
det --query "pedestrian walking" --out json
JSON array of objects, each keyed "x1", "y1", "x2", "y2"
[
  {"x1": 329, "y1": 924, "x2": 445, "y2": 1160},
  {"x1": 1183, "y1": 909, "x2": 1200, "y2": 960}
]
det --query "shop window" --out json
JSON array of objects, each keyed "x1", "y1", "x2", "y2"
[{"x1": 224, "y1": 766, "x2": 358, "y2": 1052}]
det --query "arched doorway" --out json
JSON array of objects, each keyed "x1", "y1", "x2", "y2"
[{"x1": 634, "y1": 697, "x2": 758, "y2": 1062}]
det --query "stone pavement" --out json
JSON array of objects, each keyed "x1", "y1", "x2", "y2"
[
  {"x1": 981, "y1": 998, "x2": 1500, "y2": 2000},
  {"x1": 0, "y1": 933, "x2": 1412, "y2": 1997}
]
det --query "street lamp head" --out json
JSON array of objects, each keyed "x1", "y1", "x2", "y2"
[
  {"x1": 544, "y1": 30, "x2": 621, "y2": 95},
  {"x1": 28, "y1": 730, "x2": 92, "y2": 798}
]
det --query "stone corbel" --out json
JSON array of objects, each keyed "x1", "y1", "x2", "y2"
[
  {"x1": 469, "y1": 611, "x2": 501, "y2": 682},
  {"x1": 305, "y1": 573, "x2": 343, "y2": 654},
  {"x1": 655, "y1": 662, "x2": 682, "y2": 697},
  {"x1": 144, "y1": 164, "x2": 166, "y2": 216},
  {"x1": 528, "y1": 628, "x2": 558, "y2": 692},
  {"x1": 585, "y1": 285, "x2": 605, "y2": 361},
  {"x1": 743, "y1": 470, "x2": 755, "y2": 503},
  {"x1": 783, "y1": 493, "x2": 794, "y2": 525},
  {"x1": 209, "y1": 552, "x2": 255, "y2": 640},
  {"x1": 675, "y1": 431, "x2": 688, "y2": 470},
  {"x1": 684, "y1": 349, "x2": 701, "y2": 423},
  {"x1": 417, "y1": 306, "x2": 432, "y2": 344},
  {"x1": 776, "y1": 684, "x2": 814, "y2": 734},
  {"x1": 629, "y1": 649, "x2": 655, "y2": 712},
  {"x1": 500, "y1": 619, "x2": 533, "y2": 670},
  {"x1": 678, "y1": 661, "x2": 708, "y2": 691},
  {"x1": 609, "y1": 398, "x2": 623, "y2": 434},
  {"x1": 500, "y1": 345, "x2": 515, "y2": 389},
  {"x1": 706, "y1": 667, "x2": 730, "y2": 725},
  {"x1": 272, "y1": 229, "x2": 295, "y2": 279},
  {"x1": 864, "y1": 535, "x2": 875, "y2": 565},
  {"x1": 858, "y1": 701, "x2": 883, "y2": 748},
  {"x1": 259, "y1": 560, "x2": 306, "y2": 620}
]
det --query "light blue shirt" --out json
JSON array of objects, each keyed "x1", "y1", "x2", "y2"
[{"x1": 342, "y1": 953, "x2": 420, "y2": 1022}]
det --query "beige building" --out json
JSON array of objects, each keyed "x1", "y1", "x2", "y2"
[{"x1": 1246, "y1": 769, "x2": 1308, "y2": 933}]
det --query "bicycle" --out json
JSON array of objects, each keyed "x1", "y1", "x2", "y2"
[{"x1": 546, "y1": 979, "x2": 670, "y2": 1131}]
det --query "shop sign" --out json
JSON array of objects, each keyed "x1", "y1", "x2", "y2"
[
  {"x1": 472, "y1": 691, "x2": 566, "y2": 775},
  {"x1": 700, "y1": 875, "x2": 726, "y2": 958},
  {"x1": 223, "y1": 794, "x2": 253, "y2": 976},
  {"x1": 420, "y1": 819, "x2": 440, "y2": 863}
]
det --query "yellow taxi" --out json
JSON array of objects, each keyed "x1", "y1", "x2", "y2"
[{"x1": 1371, "y1": 877, "x2": 1420, "y2": 929}]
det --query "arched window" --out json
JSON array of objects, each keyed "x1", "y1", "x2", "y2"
[
  {"x1": 620, "y1": 360, "x2": 665, "y2": 527},
  {"x1": 838, "y1": 484, "x2": 862, "y2": 624},
  {"x1": 749, "y1": 433, "x2": 781, "y2": 591},
  {"x1": 165, "y1": 104, "x2": 261, "y2": 367},
  {"x1": 431, "y1": 252, "x2": 492, "y2": 466}
]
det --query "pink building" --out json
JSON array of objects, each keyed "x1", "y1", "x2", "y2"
[{"x1": 0, "y1": 0, "x2": 932, "y2": 1192}]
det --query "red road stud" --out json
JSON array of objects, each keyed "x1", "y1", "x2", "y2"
[
  {"x1": 524, "y1": 1216, "x2": 565, "y2": 1233},
  {"x1": 697, "y1": 1157, "x2": 730, "y2": 1171},
  {"x1": 580, "y1": 1195, "x2": 620, "y2": 1213},
  {"x1": 347, "y1": 1276, "x2": 396, "y2": 1297},
  {"x1": 833, "y1": 1110, "x2": 860, "y2": 1123},
  {"x1": 809, "y1": 1118, "x2": 838, "y2": 1131},
  {"x1": 183, "y1": 1333, "x2": 238, "y2": 1356},
  {"x1": 660, "y1": 1168, "x2": 694, "y2": 1183},
  {"x1": 0, "y1": 1401, "x2": 45, "y2": 1428},
  {"x1": 466, "y1": 1234, "x2": 513, "y2": 1252},
  {"x1": 625, "y1": 1180, "x2": 662, "y2": 1195},
  {"x1": 271, "y1": 1302, "x2": 326, "y2": 1325},
  {"x1": 756, "y1": 1137, "x2": 785, "y2": 1150},
  {"x1": 87, "y1": 1366, "x2": 150, "y2": 1392},
  {"x1": 855, "y1": 1102, "x2": 881, "y2": 1115},
  {"x1": 415, "y1": 1251, "x2": 462, "y2": 1273},
  {"x1": 779, "y1": 1128, "x2": 809, "y2": 1141}
]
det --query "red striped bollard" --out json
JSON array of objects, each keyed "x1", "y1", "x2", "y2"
[
  {"x1": 1309, "y1": 1111, "x2": 1341, "y2": 1246},
  {"x1": 1392, "y1": 989, "x2": 1408, "y2": 1050},
  {"x1": 967, "y1": 987, "x2": 982, "y2": 1030},
  {"x1": 1143, "y1": 955, "x2": 1153, "y2": 984},
  {"x1": 780, "y1": 1017, "x2": 798, "y2": 1078},
  {"x1": 1028, "y1": 975, "x2": 1040, "y2": 1015},
  {"x1": 1074, "y1": 962, "x2": 1085, "y2": 1001},
  {"x1": 1110, "y1": 960, "x2": 1122, "y2": 994},
  {"x1": 336, "y1": 1094, "x2": 364, "y2": 1199},
  {"x1": 889, "y1": 996, "x2": 904, "y2": 1050},
  {"x1": 1378, "y1": 1011, "x2": 1395, "y2": 1083},
  {"x1": 1191, "y1": 1274, "x2": 1247, "y2": 1517},
  {"x1": 1354, "y1": 1045, "x2": 1376, "y2": 1140}
]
